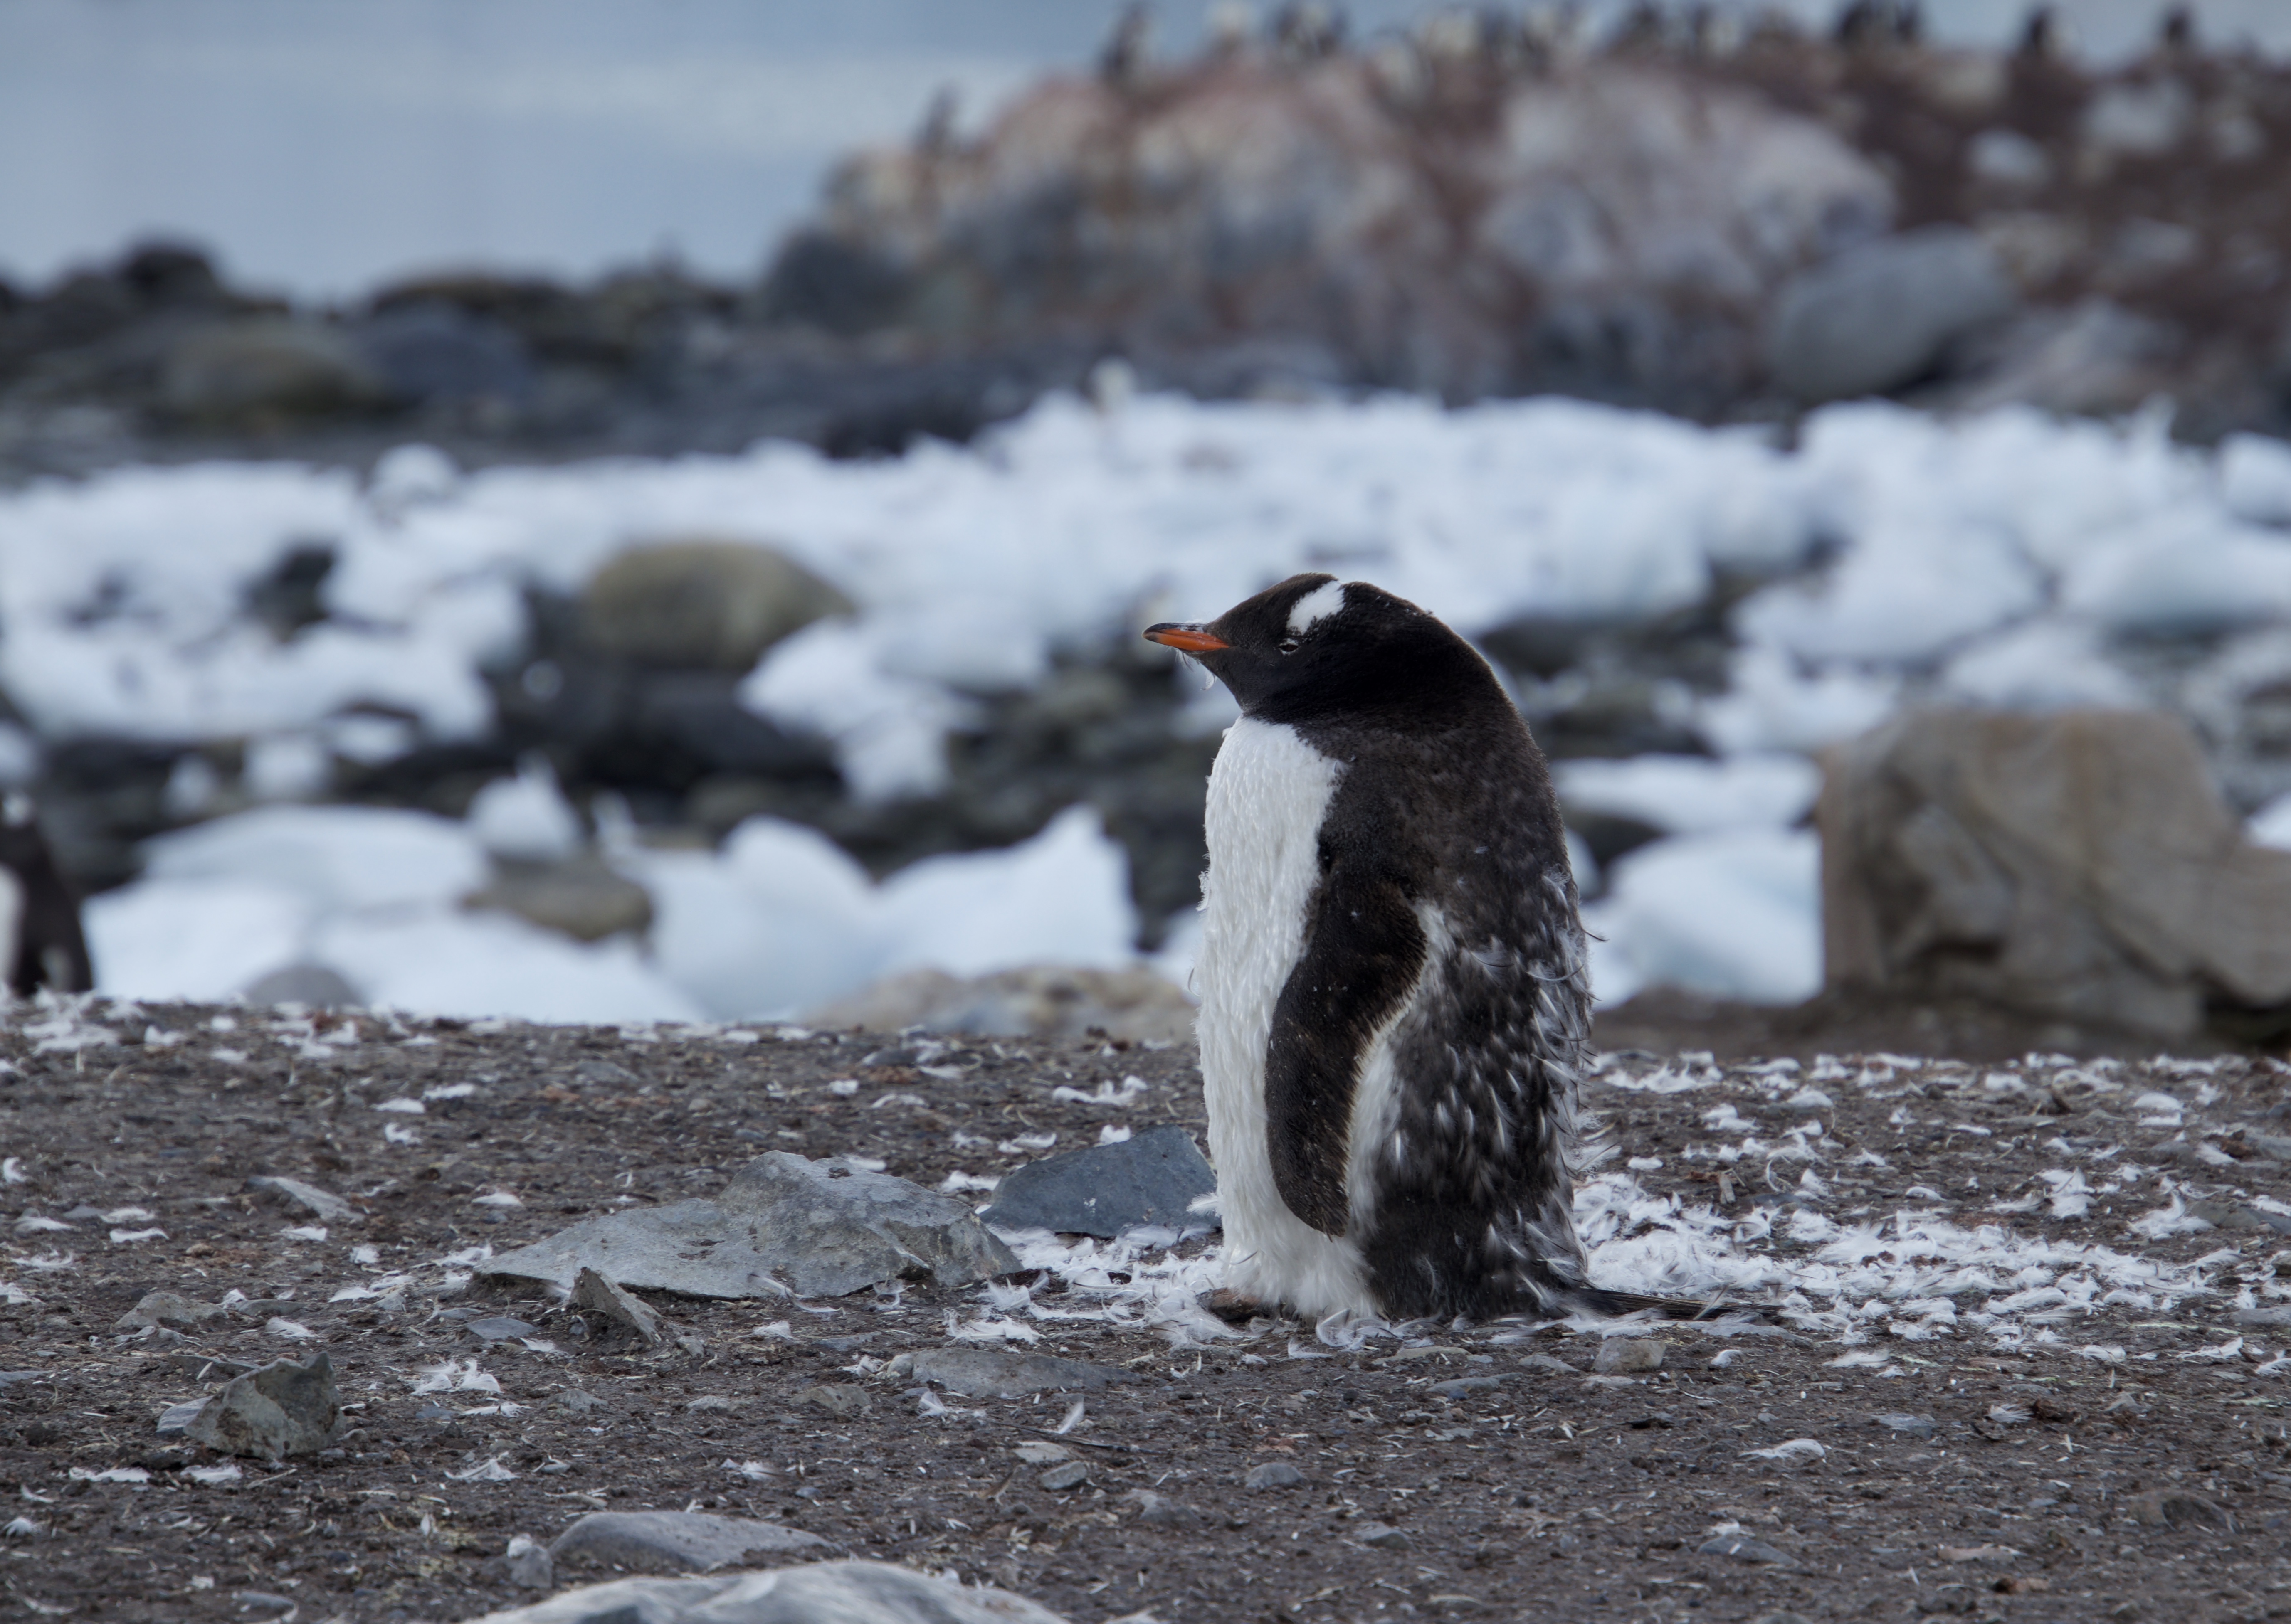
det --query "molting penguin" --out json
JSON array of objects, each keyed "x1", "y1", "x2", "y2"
[
  {"x1": 0, "y1": 794, "x2": 92, "y2": 998},
  {"x1": 1147, "y1": 574, "x2": 1701, "y2": 1325}
]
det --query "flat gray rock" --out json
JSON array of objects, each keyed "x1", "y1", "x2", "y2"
[
  {"x1": 1699, "y1": 1533, "x2": 1793, "y2": 1565},
  {"x1": 247, "y1": 1175, "x2": 358, "y2": 1225},
  {"x1": 548, "y1": 1511, "x2": 829, "y2": 1575},
  {"x1": 116, "y1": 1290, "x2": 227, "y2": 1332},
  {"x1": 481, "y1": 1153, "x2": 1019, "y2": 1299},
  {"x1": 1874, "y1": 1412, "x2": 1938, "y2": 1438},
  {"x1": 462, "y1": 1560, "x2": 1071, "y2": 1623},
  {"x1": 184, "y1": 1352, "x2": 339, "y2": 1460},
  {"x1": 909, "y1": 1347, "x2": 1134, "y2": 1400},
  {"x1": 1765, "y1": 224, "x2": 2014, "y2": 402},
  {"x1": 980, "y1": 1125, "x2": 1217, "y2": 1238}
]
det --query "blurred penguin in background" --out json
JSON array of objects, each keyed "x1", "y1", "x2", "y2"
[{"x1": 0, "y1": 794, "x2": 92, "y2": 997}]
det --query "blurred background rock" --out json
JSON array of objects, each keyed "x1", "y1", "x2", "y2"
[{"x1": 8, "y1": 0, "x2": 2291, "y2": 1050}]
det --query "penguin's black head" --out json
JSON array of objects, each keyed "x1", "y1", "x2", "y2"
[{"x1": 1143, "y1": 573, "x2": 1501, "y2": 728}]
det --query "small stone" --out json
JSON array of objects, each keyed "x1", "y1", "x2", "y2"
[
  {"x1": 794, "y1": 1384, "x2": 871, "y2": 1418},
  {"x1": 241, "y1": 963, "x2": 362, "y2": 1010},
  {"x1": 1698, "y1": 1533, "x2": 1792, "y2": 1565},
  {"x1": 183, "y1": 1353, "x2": 340, "y2": 1461},
  {"x1": 1356, "y1": 1521, "x2": 1410, "y2": 1549},
  {"x1": 1245, "y1": 1461, "x2": 1305, "y2": 1491},
  {"x1": 155, "y1": 1401, "x2": 205, "y2": 1438},
  {"x1": 1427, "y1": 1376, "x2": 1506, "y2": 1398},
  {"x1": 909, "y1": 1347, "x2": 1135, "y2": 1400},
  {"x1": 980, "y1": 1125, "x2": 1217, "y2": 1239},
  {"x1": 246, "y1": 1175, "x2": 358, "y2": 1227},
  {"x1": 548, "y1": 1510, "x2": 830, "y2": 1575},
  {"x1": 500, "y1": 1533, "x2": 553, "y2": 1591},
  {"x1": 1875, "y1": 1412, "x2": 1939, "y2": 1439},
  {"x1": 1593, "y1": 1339, "x2": 1664, "y2": 1375},
  {"x1": 463, "y1": 1316, "x2": 537, "y2": 1342},
  {"x1": 570, "y1": 1266, "x2": 701, "y2": 1354},
  {"x1": 115, "y1": 1291, "x2": 226, "y2": 1333},
  {"x1": 1123, "y1": 1490, "x2": 1197, "y2": 1526},
  {"x1": 2125, "y1": 1489, "x2": 2234, "y2": 1533},
  {"x1": 1038, "y1": 1460, "x2": 1090, "y2": 1492}
]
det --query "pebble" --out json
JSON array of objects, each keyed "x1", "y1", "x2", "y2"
[
  {"x1": 245, "y1": 1174, "x2": 358, "y2": 1226},
  {"x1": 183, "y1": 1352, "x2": 339, "y2": 1461},
  {"x1": 1698, "y1": 1532, "x2": 1793, "y2": 1565},
  {"x1": 1244, "y1": 1461, "x2": 1304, "y2": 1490},
  {"x1": 1123, "y1": 1490, "x2": 1197, "y2": 1526},
  {"x1": 114, "y1": 1291, "x2": 226, "y2": 1333},
  {"x1": 1427, "y1": 1376, "x2": 1506, "y2": 1398},
  {"x1": 570, "y1": 1266, "x2": 701, "y2": 1355},
  {"x1": 1593, "y1": 1338, "x2": 1664, "y2": 1375},
  {"x1": 795, "y1": 1384, "x2": 871, "y2": 1418},
  {"x1": 1038, "y1": 1461, "x2": 1090, "y2": 1492},
  {"x1": 463, "y1": 1315, "x2": 538, "y2": 1342},
  {"x1": 2126, "y1": 1489, "x2": 2234, "y2": 1533},
  {"x1": 548, "y1": 1510, "x2": 830, "y2": 1575}
]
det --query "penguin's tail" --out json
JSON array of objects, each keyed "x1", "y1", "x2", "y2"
[{"x1": 1560, "y1": 1286, "x2": 1760, "y2": 1322}]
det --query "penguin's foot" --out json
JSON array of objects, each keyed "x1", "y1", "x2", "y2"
[
  {"x1": 1200, "y1": 1288, "x2": 1269, "y2": 1326},
  {"x1": 1569, "y1": 1286, "x2": 1765, "y2": 1322}
]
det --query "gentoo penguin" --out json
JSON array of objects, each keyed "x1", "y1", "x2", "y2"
[
  {"x1": 0, "y1": 794, "x2": 91, "y2": 998},
  {"x1": 1147, "y1": 574, "x2": 1698, "y2": 1325}
]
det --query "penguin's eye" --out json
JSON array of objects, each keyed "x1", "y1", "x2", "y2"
[{"x1": 1278, "y1": 638, "x2": 1300, "y2": 655}]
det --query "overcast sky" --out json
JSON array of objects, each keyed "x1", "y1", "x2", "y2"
[{"x1": 2, "y1": 0, "x2": 2283, "y2": 299}]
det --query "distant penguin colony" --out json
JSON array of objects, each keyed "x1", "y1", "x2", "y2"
[
  {"x1": 0, "y1": 794, "x2": 92, "y2": 999},
  {"x1": 1147, "y1": 575, "x2": 1703, "y2": 1325}
]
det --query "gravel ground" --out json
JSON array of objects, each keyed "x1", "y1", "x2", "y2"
[{"x1": 1, "y1": 998, "x2": 2288, "y2": 1624}]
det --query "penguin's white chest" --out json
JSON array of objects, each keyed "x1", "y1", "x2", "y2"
[{"x1": 1195, "y1": 716, "x2": 1378, "y2": 1319}]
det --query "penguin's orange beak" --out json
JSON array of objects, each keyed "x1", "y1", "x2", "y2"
[{"x1": 1143, "y1": 623, "x2": 1230, "y2": 653}]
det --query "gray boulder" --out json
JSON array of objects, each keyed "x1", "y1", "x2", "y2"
[
  {"x1": 981, "y1": 1125, "x2": 1217, "y2": 1238},
  {"x1": 466, "y1": 854, "x2": 654, "y2": 943},
  {"x1": 1765, "y1": 225, "x2": 2015, "y2": 402},
  {"x1": 1822, "y1": 707, "x2": 2291, "y2": 1037},
  {"x1": 183, "y1": 1352, "x2": 339, "y2": 1460},
  {"x1": 460, "y1": 1560, "x2": 1070, "y2": 1624},
  {"x1": 548, "y1": 1511, "x2": 828, "y2": 1575},
  {"x1": 240, "y1": 962, "x2": 363, "y2": 1010},
  {"x1": 581, "y1": 540, "x2": 852, "y2": 673},
  {"x1": 480, "y1": 1153, "x2": 1020, "y2": 1299},
  {"x1": 247, "y1": 1174, "x2": 359, "y2": 1226},
  {"x1": 160, "y1": 318, "x2": 385, "y2": 422}
]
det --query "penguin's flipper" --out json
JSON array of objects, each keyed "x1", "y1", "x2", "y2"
[{"x1": 1262, "y1": 857, "x2": 1429, "y2": 1237}]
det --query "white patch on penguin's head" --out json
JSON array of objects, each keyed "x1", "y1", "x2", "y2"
[{"x1": 1285, "y1": 580, "x2": 1345, "y2": 639}]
